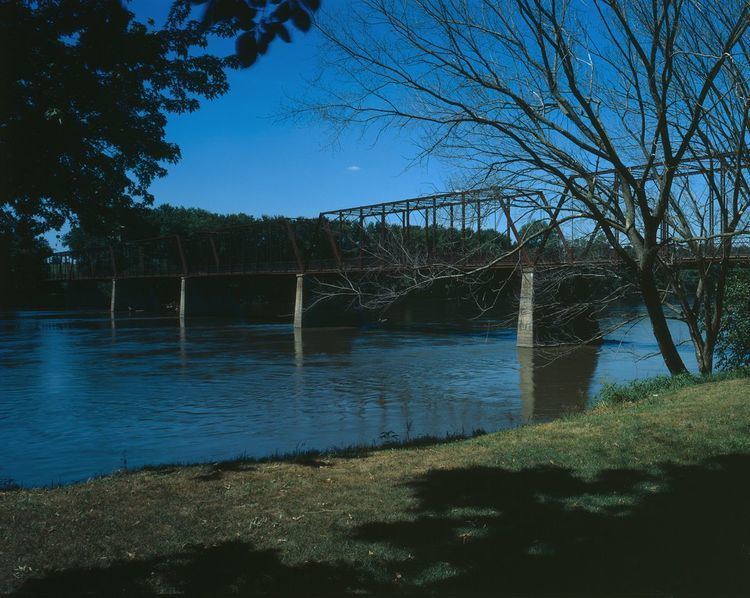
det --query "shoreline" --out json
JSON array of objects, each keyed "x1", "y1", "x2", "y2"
[
  {"x1": 1, "y1": 427, "x2": 491, "y2": 493},
  {"x1": 7, "y1": 369, "x2": 746, "y2": 492},
  {"x1": 2, "y1": 376, "x2": 749, "y2": 594}
]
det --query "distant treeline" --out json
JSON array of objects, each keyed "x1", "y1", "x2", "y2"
[
  {"x1": 63, "y1": 205, "x2": 291, "y2": 251},
  {"x1": 2, "y1": 203, "x2": 614, "y2": 308},
  {"x1": 63, "y1": 203, "x2": 602, "y2": 260}
]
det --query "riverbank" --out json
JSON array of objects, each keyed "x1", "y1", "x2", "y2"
[{"x1": 2, "y1": 377, "x2": 749, "y2": 595}]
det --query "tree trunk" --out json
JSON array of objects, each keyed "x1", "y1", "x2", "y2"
[
  {"x1": 639, "y1": 268, "x2": 689, "y2": 375},
  {"x1": 696, "y1": 352, "x2": 713, "y2": 376},
  {"x1": 697, "y1": 340, "x2": 715, "y2": 376}
]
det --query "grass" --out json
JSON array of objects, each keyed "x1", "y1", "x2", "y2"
[
  {"x1": 1, "y1": 377, "x2": 749, "y2": 595},
  {"x1": 595, "y1": 366, "x2": 750, "y2": 405}
]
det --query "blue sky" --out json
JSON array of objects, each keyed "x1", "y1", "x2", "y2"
[{"x1": 131, "y1": 1, "x2": 452, "y2": 216}]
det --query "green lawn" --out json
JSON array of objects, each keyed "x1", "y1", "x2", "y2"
[{"x1": 2, "y1": 378, "x2": 749, "y2": 595}]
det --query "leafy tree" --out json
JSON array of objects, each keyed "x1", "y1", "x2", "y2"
[
  {"x1": 1, "y1": 0, "x2": 234, "y2": 239},
  {"x1": 517, "y1": 220, "x2": 562, "y2": 254},
  {"x1": 62, "y1": 205, "x2": 332, "y2": 269},
  {"x1": 0, "y1": 0, "x2": 240, "y2": 305},
  {"x1": 717, "y1": 274, "x2": 750, "y2": 370},
  {"x1": 0, "y1": 219, "x2": 51, "y2": 308}
]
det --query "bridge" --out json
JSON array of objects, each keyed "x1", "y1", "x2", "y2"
[{"x1": 46, "y1": 185, "x2": 750, "y2": 346}]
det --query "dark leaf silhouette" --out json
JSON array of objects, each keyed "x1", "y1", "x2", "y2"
[
  {"x1": 274, "y1": 22, "x2": 292, "y2": 43},
  {"x1": 290, "y1": 6, "x2": 311, "y2": 32},
  {"x1": 1, "y1": 0, "x2": 232, "y2": 236},
  {"x1": 236, "y1": 30, "x2": 259, "y2": 66},
  {"x1": 189, "y1": 0, "x2": 321, "y2": 67}
]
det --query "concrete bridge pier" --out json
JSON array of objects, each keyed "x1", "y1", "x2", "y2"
[
  {"x1": 293, "y1": 274, "x2": 304, "y2": 329},
  {"x1": 516, "y1": 268, "x2": 535, "y2": 348},
  {"x1": 294, "y1": 327, "x2": 304, "y2": 366},
  {"x1": 110, "y1": 278, "x2": 117, "y2": 315},
  {"x1": 292, "y1": 273, "x2": 366, "y2": 328},
  {"x1": 179, "y1": 276, "x2": 187, "y2": 320},
  {"x1": 516, "y1": 267, "x2": 602, "y2": 347}
]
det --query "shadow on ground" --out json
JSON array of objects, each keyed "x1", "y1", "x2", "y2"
[
  {"x1": 17, "y1": 454, "x2": 750, "y2": 595},
  {"x1": 355, "y1": 453, "x2": 750, "y2": 595},
  {"x1": 16, "y1": 542, "x2": 374, "y2": 595}
]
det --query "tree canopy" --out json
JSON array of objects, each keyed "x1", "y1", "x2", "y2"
[
  {"x1": 0, "y1": 0, "x2": 234, "y2": 240},
  {"x1": 717, "y1": 273, "x2": 750, "y2": 370},
  {"x1": 63, "y1": 204, "x2": 258, "y2": 251}
]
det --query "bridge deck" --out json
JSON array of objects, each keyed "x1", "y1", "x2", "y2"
[{"x1": 46, "y1": 255, "x2": 750, "y2": 282}]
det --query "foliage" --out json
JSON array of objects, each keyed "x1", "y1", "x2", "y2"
[
  {"x1": 516, "y1": 219, "x2": 570, "y2": 264},
  {"x1": 63, "y1": 205, "x2": 518, "y2": 269},
  {"x1": 0, "y1": 0, "x2": 234, "y2": 237},
  {"x1": 717, "y1": 273, "x2": 750, "y2": 370},
  {"x1": 62, "y1": 205, "x2": 334, "y2": 272},
  {"x1": 63, "y1": 205, "x2": 257, "y2": 250},
  {"x1": 595, "y1": 368, "x2": 750, "y2": 405},
  {"x1": 0, "y1": 221, "x2": 51, "y2": 308},
  {"x1": 187, "y1": 0, "x2": 321, "y2": 66}
]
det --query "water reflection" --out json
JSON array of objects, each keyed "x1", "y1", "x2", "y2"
[
  {"x1": 294, "y1": 327, "x2": 303, "y2": 367},
  {"x1": 179, "y1": 322, "x2": 187, "y2": 369},
  {"x1": 0, "y1": 311, "x2": 696, "y2": 487},
  {"x1": 290, "y1": 328, "x2": 358, "y2": 357},
  {"x1": 518, "y1": 346, "x2": 598, "y2": 422}
]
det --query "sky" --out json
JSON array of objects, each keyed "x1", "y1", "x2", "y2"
[{"x1": 128, "y1": 1, "x2": 453, "y2": 217}]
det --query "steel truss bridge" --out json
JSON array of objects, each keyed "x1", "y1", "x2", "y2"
[{"x1": 45, "y1": 186, "x2": 750, "y2": 282}]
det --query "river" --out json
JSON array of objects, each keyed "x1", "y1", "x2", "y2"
[{"x1": 0, "y1": 310, "x2": 696, "y2": 487}]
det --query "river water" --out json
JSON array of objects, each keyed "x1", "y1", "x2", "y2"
[{"x1": 0, "y1": 310, "x2": 696, "y2": 487}]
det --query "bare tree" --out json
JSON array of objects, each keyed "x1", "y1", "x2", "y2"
[
  {"x1": 304, "y1": 0, "x2": 750, "y2": 374},
  {"x1": 310, "y1": 190, "x2": 635, "y2": 346}
]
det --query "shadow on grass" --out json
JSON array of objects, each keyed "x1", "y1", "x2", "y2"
[
  {"x1": 355, "y1": 453, "x2": 750, "y2": 595},
  {"x1": 17, "y1": 454, "x2": 750, "y2": 595},
  {"x1": 17, "y1": 541, "x2": 376, "y2": 596}
]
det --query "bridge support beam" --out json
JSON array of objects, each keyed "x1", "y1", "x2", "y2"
[
  {"x1": 179, "y1": 276, "x2": 187, "y2": 320},
  {"x1": 293, "y1": 274, "x2": 304, "y2": 329},
  {"x1": 516, "y1": 268, "x2": 535, "y2": 348},
  {"x1": 110, "y1": 278, "x2": 117, "y2": 314}
]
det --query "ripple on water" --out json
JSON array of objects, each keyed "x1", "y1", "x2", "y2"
[{"x1": 0, "y1": 310, "x2": 696, "y2": 486}]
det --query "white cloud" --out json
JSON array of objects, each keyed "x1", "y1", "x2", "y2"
[{"x1": 346, "y1": 165, "x2": 362, "y2": 172}]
